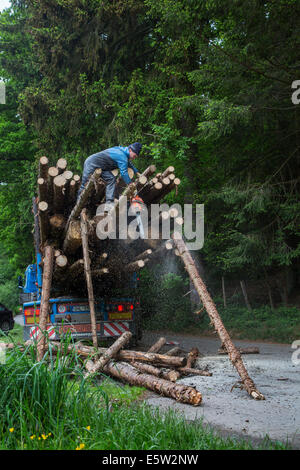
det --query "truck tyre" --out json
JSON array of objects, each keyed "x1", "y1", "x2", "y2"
[{"x1": 0, "y1": 319, "x2": 11, "y2": 332}]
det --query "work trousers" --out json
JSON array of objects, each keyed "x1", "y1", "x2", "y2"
[{"x1": 77, "y1": 152, "x2": 118, "y2": 202}]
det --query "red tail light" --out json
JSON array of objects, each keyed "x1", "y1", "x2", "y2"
[
  {"x1": 24, "y1": 307, "x2": 40, "y2": 316},
  {"x1": 118, "y1": 305, "x2": 124, "y2": 312}
]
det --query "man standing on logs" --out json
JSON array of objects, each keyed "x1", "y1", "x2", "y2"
[{"x1": 77, "y1": 143, "x2": 142, "y2": 211}]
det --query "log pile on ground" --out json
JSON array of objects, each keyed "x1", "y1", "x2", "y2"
[{"x1": 0, "y1": 335, "x2": 207, "y2": 406}]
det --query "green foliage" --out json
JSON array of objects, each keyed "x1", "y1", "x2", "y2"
[
  {"x1": 139, "y1": 269, "x2": 200, "y2": 332},
  {"x1": 0, "y1": 341, "x2": 287, "y2": 450},
  {"x1": 0, "y1": 0, "x2": 299, "y2": 307},
  {"x1": 193, "y1": 303, "x2": 300, "y2": 343}
]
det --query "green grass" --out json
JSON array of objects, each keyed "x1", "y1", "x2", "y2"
[
  {"x1": 195, "y1": 305, "x2": 300, "y2": 343},
  {"x1": 144, "y1": 303, "x2": 300, "y2": 344},
  {"x1": 0, "y1": 341, "x2": 288, "y2": 450}
]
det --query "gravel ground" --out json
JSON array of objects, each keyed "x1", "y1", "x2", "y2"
[{"x1": 140, "y1": 331, "x2": 300, "y2": 449}]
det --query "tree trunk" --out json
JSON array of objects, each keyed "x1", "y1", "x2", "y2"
[
  {"x1": 80, "y1": 209, "x2": 98, "y2": 349},
  {"x1": 147, "y1": 337, "x2": 167, "y2": 353},
  {"x1": 222, "y1": 276, "x2": 227, "y2": 308},
  {"x1": 66, "y1": 259, "x2": 84, "y2": 278},
  {"x1": 37, "y1": 245, "x2": 54, "y2": 361},
  {"x1": 240, "y1": 280, "x2": 252, "y2": 311},
  {"x1": 38, "y1": 201, "x2": 49, "y2": 245},
  {"x1": 49, "y1": 214, "x2": 66, "y2": 238},
  {"x1": 173, "y1": 235, "x2": 265, "y2": 400},
  {"x1": 165, "y1": 347, "x2": 181, "y2": 356},
  {"x1": 177, "y1": 368, "x2": 212, "y2": 377},
  {"x1": 86, "y1": 331, "x2": 132, "y2": 374},
  {"x1": 141, "y1": 165, "x2": 156, "y2": 178},
  {"x1": 56, "y1": 158, "x2": 67, "y2": 174},
  {"x1": 186, "y1": 348, "x2": 199, "y2": 368},
  {"x1": 130, "y1": 362, "x2": 180, "y2": 382},
  {"x1": 63, "y1": 220, "x2": 82, "y2": 254},
  {"x1": 39, "y1": 156, "x2": 49, "y2": 180},
  {"x1": 38, "y1": 178, "x2": 48, "y2": 203},
  {"x1": 49, "y1": 341, "x2": 187, "y2": 367},
  {"x1": 218, "y1": 347, "x2": 260, "y2": 355},
  {"x1": 53, "y1": 175, "x2": 66, "y2": 213},
  {"x1": 102, "y1": 360, "x2": 202, "y2": 406}
]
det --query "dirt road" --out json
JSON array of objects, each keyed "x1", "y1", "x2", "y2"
[{"x1": 140, "y1": 331, "x2": 300, "y2": 449}]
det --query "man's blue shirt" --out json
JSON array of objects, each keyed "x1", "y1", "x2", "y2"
[{"x1": 105, "y1": 146, "x2": 139, "y2": 184}]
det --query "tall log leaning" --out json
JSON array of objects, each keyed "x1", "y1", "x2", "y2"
[
  {"x1": 37, "y1": 245, "x2": 54, "y2": 361},
  {"x1": 172, "y1": 235, "x2": 265, "y2": 401},
  {"x1": 80, "y1": 209, "x2": 98, "y2": 349}
]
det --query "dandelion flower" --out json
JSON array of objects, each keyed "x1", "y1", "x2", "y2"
[
  {"x1": 86, "y1": 426, "x2": 91, "y2": 431},
  {"x1": 9, "y1": 428, "x2": 14, "y2": 433},
  {"x1": 76, "y1": 443, "x2": 85, "y2": 450},
  {"x1": 30, "y1": 435, "x2": 36, "y2": 440}
]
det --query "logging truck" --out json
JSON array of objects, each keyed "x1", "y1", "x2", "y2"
[
  {"x1": 19, "y1": 158, "x2": 180, "y2": 349},
  {"x1": 20, "y1": 258, "x2": 142, "y2": 344}
]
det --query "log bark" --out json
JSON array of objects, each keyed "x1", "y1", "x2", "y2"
[
  {"x1": 173, "y1": 235, "x2": 265, "y2": 400},
  {"x1": 165, "y1": 346, "x2": 181, "y2": 356},
  {"x1": 66, "y1": 259, "x2": 84, "y2": 278},
  {"x1": 102, "y1": 360, "x2": 202, "y2": 406},
  {"x1": 68, "y1": 180, "x2": 77, "y2": 206},
  {"x1": 218, "y1": 347, "x2": 260, "y2": 355},
  {"x1": 47, "y1": 167, "x2": 59, "y2": 205},
  {"x1": 95, "y1": 252, "x2": 108, "y2": 266},
  {"x1": 141, "y1": 165, "x2": 156, "y2": 178},
  {"x1": 125, "y1": 259, "x2": 146, "y2": 272},
  {"x1": 177, "y1": 368, "x2": 212, "y2": 377},
  {"x1": 85, "y1": 331, "x2": 132, "y2": 374},
  {"x1": 49, "y1": 214, "x2": 66, "y2": 238},
  {"x1": 136, "y1": 175, "x2": 148, "y2": 191},
  {"x1": 53, "y1": 175, "x2": 66, "y2": 213},
  {"x1": 222, "y1": 276, "x2": 227, "y2": 308},
  {"x1": 37, "y1": 245, "x2": 54, "y2": 361},
  {"x1": 67, "y1": 168, "x2": 102, "y2": 223},
  {"x1": 186, "y1": 348, "x2": 199, "y2": 368},
  {"x1": 53, "y1": 254, "x2": 68, "y2": 279},
  {"x1": 63, "y1": 219, "x2": 82, "y2": 254},
  {"x1": 38, "y1": 201, "x2": 49, "y2": 245},
  {"x1": 38, "y1": 178, "x2": 48, "y2": 203},
  {"x1": 80, "y1": 209, "x2": 98, "y2": 349},
  {"x1": 147, "y1": 337, "x2": 167, "y2": 353},
  {"x1": 32, "y1": 197, "x2": 41, "y2": 256},
  {"x1": 49, "y1": 341, "x2": 187, "y2": 367},
  {"x1": 92, "y1": 267, "x2": 109, "y2": 276},
  {"x1": 161, "y1": 166, "x2": 175, "y2": 178},
  {"x1": 134, "y1": 249, "x2": 152, "y2": 261},
  {"x1": 39, "y1": 156, "x2": 49, "y2": 180}
]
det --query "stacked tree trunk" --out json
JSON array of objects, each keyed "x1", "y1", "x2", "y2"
[{"x1": 35, "y1": 155, "x2": 182, "y2": 294}]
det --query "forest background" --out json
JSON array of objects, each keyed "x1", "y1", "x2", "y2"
[{"x1": 0, "y1": 0, "x2": 299, "y2": 340}]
